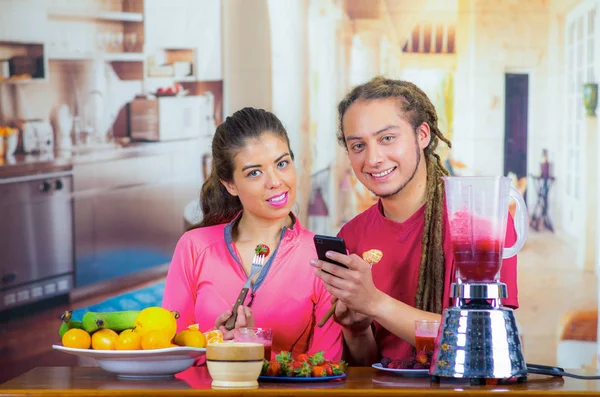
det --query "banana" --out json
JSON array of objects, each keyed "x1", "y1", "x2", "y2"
[
  {"x1": 82, "y1": 310, "x2": 140, "y2": 333},
  {"x1": 58, "y1": 310, "x2": 83, "y2": 338}
]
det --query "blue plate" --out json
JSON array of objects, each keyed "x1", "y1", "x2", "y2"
[{"x1": 259, "y1": 373, "x2": 346, "y2": 382}]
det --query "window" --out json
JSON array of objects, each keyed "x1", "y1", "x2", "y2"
[{"x1": 564, "y1": 1, "x2": 598, "y2": 236}]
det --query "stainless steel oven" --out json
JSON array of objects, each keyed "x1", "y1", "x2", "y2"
[{"x1": 0, "y1": 171, "x2": 74, "y2": 311}]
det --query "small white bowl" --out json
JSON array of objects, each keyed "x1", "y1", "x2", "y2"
[{"x1": 206, "y1": 342, "x2": 264, "y2": 389}]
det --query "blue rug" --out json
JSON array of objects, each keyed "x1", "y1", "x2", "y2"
[
  {"x1": 76, "y1": 248, "x2": 172, "y2": 288},
  {"x1": 71, "y1": 281, "x2": 166, "y2": 321}
]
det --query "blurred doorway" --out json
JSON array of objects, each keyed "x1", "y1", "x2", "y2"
[{"x1": 504, "y1": 73, "x2": 529, "y2": 181}]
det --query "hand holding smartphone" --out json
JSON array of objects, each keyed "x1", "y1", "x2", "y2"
[{"x1": 313, "y1": 235, "x2": 348, "y2": 269}]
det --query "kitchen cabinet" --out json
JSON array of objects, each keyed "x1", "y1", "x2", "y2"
[
  {"x1": 72, "y1": 141, "x2": 203, "y2": 287},
  {"x1": 144, "y1": 0, "x2": 222, "y2": 81},
  {"x1": 0, "y1": 0, "x2": 48, "y2": 43},
  {"x1": 144, "y1": 0, "x2": 189, "y2": 49}
]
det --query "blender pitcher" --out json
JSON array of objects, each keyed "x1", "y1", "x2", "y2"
[{"x1": 443, "y1": 176, "x2": 528, "y2": 283}]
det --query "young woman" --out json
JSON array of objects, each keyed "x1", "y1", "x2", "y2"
[{"x1": 163, "y1": 107, "x2": 342, "y2": 361}]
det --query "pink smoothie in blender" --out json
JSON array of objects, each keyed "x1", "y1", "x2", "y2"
[
  {"x1": 443, "y1": 177, "x2": 528, "y2": 283},
  {"x1": 450, "y1": 211, "x2": 504, "y2": 282}
]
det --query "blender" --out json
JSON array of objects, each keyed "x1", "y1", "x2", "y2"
[{"x1": 430, "y1": 176, "x2": 529, "y2": 384}]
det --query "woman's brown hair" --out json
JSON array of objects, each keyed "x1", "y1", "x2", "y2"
[
  {"x1": 337, "y1": 76, "x2": 451, "y2": 314},
  {"x1": 194, "y1": 107, "x2": 294, "y2": 228}
]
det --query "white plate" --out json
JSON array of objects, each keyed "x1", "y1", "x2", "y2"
[
  {"x1": 372, "y1": 363, "x2": 430, "y2": 377},
  {"x1": 52, "y1": 345, "x2": 206, "y2": 379}
]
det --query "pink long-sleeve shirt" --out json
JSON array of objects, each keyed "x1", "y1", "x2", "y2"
[{"x1": 162, "y1": 214, "x2": 343, "y2": 361}]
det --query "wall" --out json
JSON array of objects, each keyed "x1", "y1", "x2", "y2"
[
  {"x1": 267, "y1": 0, "x2": 311, "y2": 223},
  {"x1": 222, "y1": 0, "x2": 272, "y2": 117},
  {"x1": 454, "y1": 0, "x2": 554, "y2": 193}
]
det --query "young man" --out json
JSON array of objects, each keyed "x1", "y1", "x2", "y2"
[{"x1": 310, "y1": 77, "x2": 519, "y2": 365}]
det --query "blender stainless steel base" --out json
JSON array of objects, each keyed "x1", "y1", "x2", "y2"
[{"x1": 430, "y1": 283, "x2": 527, "y2": 381}]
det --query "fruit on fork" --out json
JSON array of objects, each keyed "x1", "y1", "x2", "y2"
[{"x1": 255, "y1": 244, "x2": 270, "y2": 256}]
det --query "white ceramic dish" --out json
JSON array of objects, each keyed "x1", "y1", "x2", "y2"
[
  {"x1": 372, "y1": 363, "x2": 430, "y2": 377},
  {"x1": 52, "y1": 345, "x2": 206, "y2": 379}
]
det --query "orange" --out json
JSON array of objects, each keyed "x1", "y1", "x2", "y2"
[
  {"x1": 203, "y1": 329, "x2": 223, "y2": 344},
  {"x1": 141, "y1": 330, "x2": 172, "y2": 350},
  {"x1": 174, "y1": 329, "x2": 206, "y2": 348},
  {"x1": 62, "y1": 328, "x2": 91, "y2": 349},
  {"x1": 91, "y1": 329, "x2": 119, "y2": 350},
  {"x1": 115, "y1": 329, "x2": 142, "y2": 350},
  {"x1": 207, "y1": 336, "x2": 224, "y2": 344}
]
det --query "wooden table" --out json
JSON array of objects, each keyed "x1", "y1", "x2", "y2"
[{"x1": 1, "y1": 366, "x2": 599, "y2": 396}]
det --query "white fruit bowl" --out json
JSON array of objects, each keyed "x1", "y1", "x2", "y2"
[{"x1": 52, "y1": 345, "x2": 205, "y2": 379}]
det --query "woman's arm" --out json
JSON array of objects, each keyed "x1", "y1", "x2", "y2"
[{"x1": 162, "y1": 234, "x2": 200, "y2": 332}]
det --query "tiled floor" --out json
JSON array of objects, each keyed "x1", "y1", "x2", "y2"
[{"x1": 515, "y1": 229, "x2": 598, "y2": 366}]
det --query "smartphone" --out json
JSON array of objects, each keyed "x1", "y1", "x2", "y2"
[{"x1": 314, "y1": 235, "x2": 348, "y2": 269}]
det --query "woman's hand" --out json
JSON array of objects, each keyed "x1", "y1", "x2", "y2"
[
  {"x1": 310, "y1": 251, "x2": 384, "y2": 320},
  {"x1": 214, "y1": 305, "x2": 255, "y2": 340},
  {"x1": 334, "y1": 299, "x2": 373, "y2": 333}
]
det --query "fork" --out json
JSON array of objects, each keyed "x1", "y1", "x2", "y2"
[{"x1": 224, "y1": 252, "x2": 266, "y2": 330}]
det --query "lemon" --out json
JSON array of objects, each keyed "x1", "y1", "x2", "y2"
[
  {"x1": 134, "y1": 307, "x2": 178, "y2": 341},
  {"x1": 174, "y1": 329, "x2": 206, "y2": 348}
]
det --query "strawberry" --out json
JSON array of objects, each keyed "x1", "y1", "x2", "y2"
[
  {"x1": 254, "y1": 244, "x2": 270, "y2": 256},
  {"x1": 266, "y1": 360, "x2": 281, "y2": 376},
  {"x1": 309, "y1": 351, "x2": 325, "y2": 366},
  {"x1": 331, "y1": 363, "x2": 346, "y2": 375},
  {"x1": 261, "y1": 359, "x2": 270, "y2": 375},
  {"x1": 296, "y1": 353, "x2": 310, "y2": 363},
  {"x1": 322, "y1": 363, "x2": 333, "y2": 376},
  {"x1": 279, "y1": 363, "x2": 293, "y2": 377},
  {"x1": 290, "y1": 360, "x2": 303, "y2": 371},
  {"x1": 294, "y1": 361, "x2": 312, "y2": 377},
  {"x1": 276, "y1": 351, "x2": 292, "y2": 365},
  {"x1": 312, "y1": 365, "x2": 328, "y2": 377}
]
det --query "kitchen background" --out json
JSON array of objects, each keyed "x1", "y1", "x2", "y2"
[{"x1": 0, "y1": 0, "x2": 599, "y2": 382}]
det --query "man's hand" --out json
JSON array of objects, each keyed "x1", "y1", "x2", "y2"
[{"x1": 310, "y1": 251, "x2": 384, "y2": 318}]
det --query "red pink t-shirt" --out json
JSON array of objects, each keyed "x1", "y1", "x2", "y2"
[{"x1": 337, "y1": 200, "x2": 519, "y2": 361}]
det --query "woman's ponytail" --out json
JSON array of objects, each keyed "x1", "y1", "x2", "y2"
[{"x1": 195, "y1": 162, "x2": 242, "y2": 228}]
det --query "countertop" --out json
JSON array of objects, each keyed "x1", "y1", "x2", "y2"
[
  {"x1": 1, "y1": 366, "x2": 599, "y2": 397},
  {"x1": 0, "y1": 139, "x2": 205, "y2": 180}
]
